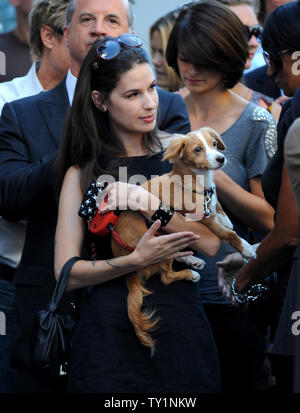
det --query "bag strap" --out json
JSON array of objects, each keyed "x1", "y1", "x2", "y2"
[{"x1": 47, "y1": 256, "x2": 81, "y2": 312}]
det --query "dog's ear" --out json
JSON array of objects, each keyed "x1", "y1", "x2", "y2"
[
  {"x1": 163, "y1": 136, "x2": 187, "y2": 163},
  {"x1": 207, "y1": 128, "x2": 226, "y2": 151}
]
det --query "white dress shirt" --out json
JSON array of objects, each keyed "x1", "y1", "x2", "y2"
[
  {"x1": 0, "y1": 61, "x2": 44, "y2": 115},
  {"x1": 65, "y1": 69, "x2": 77, "y2": 106}
]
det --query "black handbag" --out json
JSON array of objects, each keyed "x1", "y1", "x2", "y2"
[{"x1": 31, "y1": 256, "x2": 81, "y2": 381}]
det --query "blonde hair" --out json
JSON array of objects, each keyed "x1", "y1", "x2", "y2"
[
  {"x1": 150, "y1": 9, "x2": 183, "y2": 92},
  {"x1": 29, "y1": 0, "x2": 69, "y2": 59}
]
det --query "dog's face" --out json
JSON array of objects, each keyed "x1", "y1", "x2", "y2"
[{"x1": 163, "y1": 127, "x2": 226, "y2": 171}]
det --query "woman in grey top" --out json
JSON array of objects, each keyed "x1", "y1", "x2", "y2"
[{"x1": 166, "y1": 1, "x2": 276, "y2": 392}]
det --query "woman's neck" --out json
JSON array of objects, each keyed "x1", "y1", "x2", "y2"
[
  {"x1": 184, "y1": 88, "x2": 247, "y2": 134},
  {"x1": 185, "y1": 87, "x2": 231, "y2": 116},
  {"x1": 118, "y1": 132, "x2": 147, "y2": 157},
  {"x1": 231, "y1": 82, "x2": 252, "y2": 101},
  {"x1": 125, "y1": 147, "x2": 147, "y2": 157}
]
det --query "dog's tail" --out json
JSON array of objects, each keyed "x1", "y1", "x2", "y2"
[{"x1": 126, "y1": 273, "x2": 159, "y2": 355}]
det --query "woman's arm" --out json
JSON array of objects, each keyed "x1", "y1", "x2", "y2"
[
  {"x1": 213, "y1": 170, "x2": 275, "y2": 235},
  {"x1": 55, "y1": 167, "x2": 201, "y2": 291},
  {"x1": 235, "y1": 166, "x2": 299, "y2": 292},
  {"x1": 162, "y1": 213, "x2": 220, "y2": 257}
]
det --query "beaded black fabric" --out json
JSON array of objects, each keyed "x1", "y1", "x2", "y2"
[
  {"x1": 150, "y1": 202, "x2": 175, "y2": 227},
  {"x1": 78, "y1": 182, "x2": 105, "y2": 222}
]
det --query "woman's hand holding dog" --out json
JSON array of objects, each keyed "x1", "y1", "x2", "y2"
[
  {"x1": 132, "y1": 220, "x2": 200, "y2": 268},
  {"x1": 98, "y1": 182, "x2": 220, "y2": 258},
  {"x1": 99, "y1": 182, "x2": 160, "y2": 215},
  {"x1": 98, "y1": 183, "x2": 201, "y2": 266}
]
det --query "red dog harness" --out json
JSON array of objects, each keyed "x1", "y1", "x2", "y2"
[{"x1": 89, "y1": 195, "x2": 135, "y2": 251}]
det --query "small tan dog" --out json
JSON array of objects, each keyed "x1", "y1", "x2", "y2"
[{"x1": 111, "y1": 127, "x2": 256, "y2": 353}]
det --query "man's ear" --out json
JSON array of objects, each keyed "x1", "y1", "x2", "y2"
[
  {"x1": 40, "y1": 25, "x2": 57, "y2": 50},
  {"x1": 63, "y1": 26, "x2": 70, "y2": 49},
  {"x1": 91, "y1": 91, "x2": 108, "y2": 112}
]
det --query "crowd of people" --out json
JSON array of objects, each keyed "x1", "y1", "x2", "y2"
[{"x1": 0, "y1": 0, "x2": 300, "y2": 394}]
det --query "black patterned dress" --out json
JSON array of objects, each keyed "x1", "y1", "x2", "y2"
[{"x1": 67, "y1": 151, "x2": 221, "y2": 393}]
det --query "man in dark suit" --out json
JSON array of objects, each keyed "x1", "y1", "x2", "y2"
[
  {"x1": 0, "y1": 0, "x2": 190, "y2": 392},
  {"x1": 244, "y1": 64, "x2": 281, "y2": 99}
]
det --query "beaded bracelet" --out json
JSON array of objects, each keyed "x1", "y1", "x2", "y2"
[
  {"x1": 231, "y1": 276, "x2": 270, "y2": 304},
  {"x1": 150, "y1": 202, "x2": 175, "y2": 227}
]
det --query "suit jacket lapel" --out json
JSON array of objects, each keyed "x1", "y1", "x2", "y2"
[{"x1": 37, "y1": 78, "x2": 70, "y2": 149}]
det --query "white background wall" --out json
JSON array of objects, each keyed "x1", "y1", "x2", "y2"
[{"x1": 131, "y1": 0, "x2": 188, "y2": 55}]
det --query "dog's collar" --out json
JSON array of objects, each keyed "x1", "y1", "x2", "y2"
[
  {"x1": 192, "y1": 186, "x2": 215, "y2": 197},
  {"x1": 175, "y1": 181, "x2": 215, "y2": 218},
  {"x1": 190, "y1": 186, "x2": 215, "y2": 218},
  {"x1": 202, "y1": 187, "x2": 215, "y2": 219}
]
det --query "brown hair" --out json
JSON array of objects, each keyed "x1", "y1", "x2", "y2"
[{"x1": 166, "y1": 0, "x2": 249, "y2": 89}]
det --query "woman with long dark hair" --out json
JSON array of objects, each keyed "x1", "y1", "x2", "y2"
[{"x1": 55, "y1": 35, "x2": 221, "y2": 392}]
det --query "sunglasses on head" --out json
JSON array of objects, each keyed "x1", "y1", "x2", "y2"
[
  {"x1": 262, "y1": 49, "x2": 291, "y2": 74},
  {"x1": 244, "y1": 25, "x2": 263, "y2": 41},
  {"x1": 96, "y1": 34, "x2": 143, "y2": 61}
]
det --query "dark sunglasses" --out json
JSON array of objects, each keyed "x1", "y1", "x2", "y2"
[
  {"x1": 244, "y1": 25, "x2": 263, "y2": 41},
  {"x1": 262, "y1": 49, "x2": 291, "y2": 74},
  {"x1": 96, "y1": 34, "x2": 143, "y2": 61}
]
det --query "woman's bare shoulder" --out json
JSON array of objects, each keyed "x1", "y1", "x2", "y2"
[{"x1": 65, "y1": 165, "x2": 81, "y2": 179}]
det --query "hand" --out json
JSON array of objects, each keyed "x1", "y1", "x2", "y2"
[
  {"x1": 275, "y1": 95, "x2": 289, "y2": 105},
  {"x1": 217, "y1": 252, "x2": 244, "y2": 301},
  {"x1": 132, "y1": 220, "x2": 200, "y2": 267},
  {"x1": 233, "y1": 243, "x2": 261, "y2": 294},
  {"x1": 98, "y1": 182, "x2": 160, "y2": 213}
]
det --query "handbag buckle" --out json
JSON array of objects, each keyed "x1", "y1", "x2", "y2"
[{"x1": 59, "y1": 363, "x2": 67, "y2": 376}]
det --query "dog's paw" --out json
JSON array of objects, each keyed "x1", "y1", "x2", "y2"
[
  {"x1": 191, "y1": 258, "x2": 206, "y2": 270},
  {"x1": 188, "y1": 270, "x2": 201, "y2": 282},
  {"x1": 241, "y1": 239, "x2": 257, "y2": 260},
  {"x1": 174, "y1": 255, "x2": 206, "y2": 269},
  {"x1": 185, "y1": 256, "x2": 206, "y2": 269}
]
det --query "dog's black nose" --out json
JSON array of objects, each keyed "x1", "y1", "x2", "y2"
[{"x1": 216, "y1": 156, "x2": 225, "y2": 164}]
